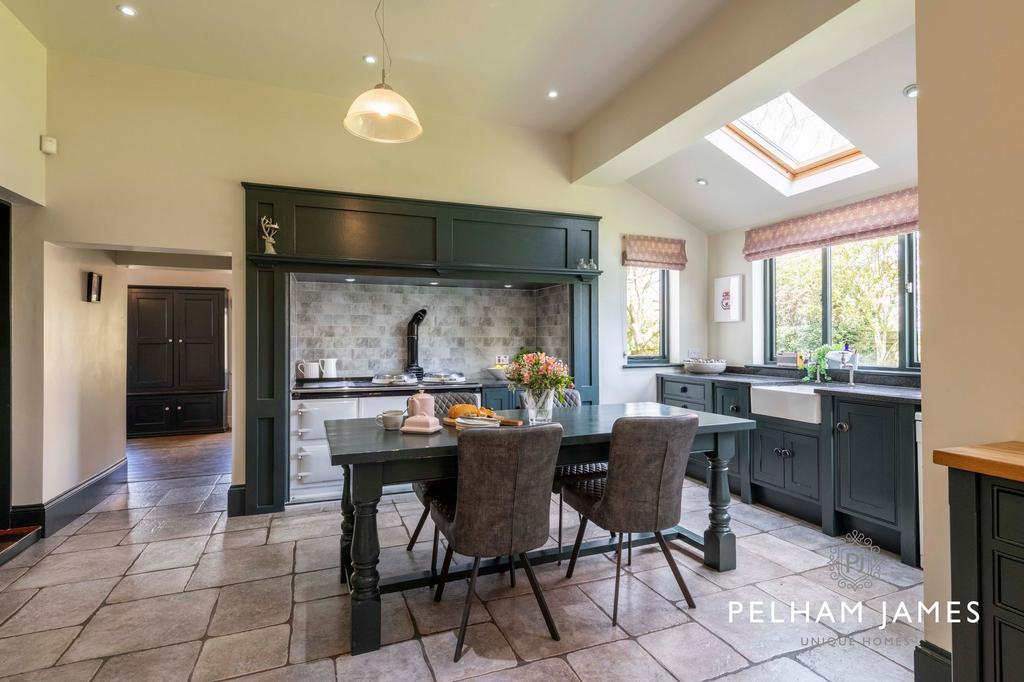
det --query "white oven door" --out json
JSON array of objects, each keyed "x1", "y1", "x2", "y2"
[
  {"x1": 292, "y1": 443, "x2": 344, "y2": 485},
  {"x1": 296, "y1": 398, "x2": 358, "y2": 440}
]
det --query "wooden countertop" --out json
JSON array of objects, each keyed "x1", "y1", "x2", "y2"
[{"x1": 933, "y1": 441, "x2": 1024, "y2": 482}]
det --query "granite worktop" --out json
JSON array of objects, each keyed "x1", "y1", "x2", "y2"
[
  {"x1": 811, "y1": 383, "x2": 921, "y2": 404},
  {"x1": 656, "y1": 372, "x2": 797, "y2": 386}
]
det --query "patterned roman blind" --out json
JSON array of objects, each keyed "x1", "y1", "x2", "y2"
[
  {"x1": 621, "y1": 235, "x2": 687, "y2": 271},
  {"x1": 743, "y1": 186, "x2": 918, "y2": 261}
]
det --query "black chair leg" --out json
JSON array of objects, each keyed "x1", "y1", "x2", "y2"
[
  {"x1": 612, "y1": 534, "x2": 624, "y2": 625},
  {"x1": 655, "y1": 531, "x2": 696, "y2": 608},
  {"x1": 434, "y1": 544, "x2": 454, "y2": 602},
  {"x1": 430, "y1": 526, "x2": 439, "y2": 585},
  {"x1": 519, "y1": 553, "x2": 560, "y2": 641},
  {"x1": 565, "y1": 517, "x2": 588, "y2": 578},
  {"x1": 407, "y1": 505, "x2": 429, "y2": 551},
  {"x1": 508, "y1": 555, "x2": 516, "y2": 587},
  {"x1": 454, "y1": 557, "x2": 481, "y2": 662},
  {"x1": 557, "y1": 489, "x2": 563, "y2": 566}
]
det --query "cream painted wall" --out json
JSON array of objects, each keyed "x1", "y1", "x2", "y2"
[
  {"x1": 0, "y1": 2, "x2": 46, "y2": 204},
  {"x1": 41, "y1": 245, "x2": 127, "y2": 501},
  {"x1": 707, "y1": 228, "x2": 757, "y2": 365},
  {"x1": 11, "y1": 49, "x2": 706, "y2": 496},
  {"x1": 125, "y1": 267, "x2": 232, "y2": 290},
  {"x1": 917, "y1": 0, "x2": 1024, "y2": 652}
]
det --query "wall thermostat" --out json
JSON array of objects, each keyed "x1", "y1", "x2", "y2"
[{"x1": 39, "y1": 136, "x2": 58, "y2": 155}]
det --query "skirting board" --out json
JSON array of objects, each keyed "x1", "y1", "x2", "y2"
[
  {"x1": 10, "y1": 458, "x2": 128, "y2": 536},
  {"x1": 914, "y1": 640, "x2": 952, "y2": 682},
  {"x1": 226, "y1": 484, "x2": 246, "y2": 517}
]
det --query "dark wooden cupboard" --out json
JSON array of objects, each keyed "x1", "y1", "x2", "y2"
[
  {"x1": 834, "y1": 400, "x2": 898, "y2": 524},
  {"x1": 127, "y1": 287, "x2": 227, "y2": 437}
]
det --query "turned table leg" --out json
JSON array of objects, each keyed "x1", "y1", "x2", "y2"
[
  {"x1": 349, "y1": 462, "x2": 384, "y2": 655},
  {"x1": 339, "y1": 465, "x2": 354, "y2": 585},
  {"x1": 703, "y1": 432, "x2": 737, "y2": 571}
]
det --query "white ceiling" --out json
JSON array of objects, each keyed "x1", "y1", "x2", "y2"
[
  {"x1": 629, "y1": 27, "x2": 918, "y2": 233},
  {"x1": 3, "y1": 0, "x2": 725, "y2": 133}
]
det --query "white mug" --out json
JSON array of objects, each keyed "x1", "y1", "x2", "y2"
[
  {"x1": 297, "y1": 361, "x2": 321, "y2": 379},
  {"x1": 376, "y1": 410, "x2": 405, "y2": 430},
  {"x1": 319, "y1": 358, "x2": 339, "y2": 378}
]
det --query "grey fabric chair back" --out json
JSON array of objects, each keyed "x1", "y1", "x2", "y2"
[
  {"x1": 516, "y1": 388, "x2": 582, "y2": 409},
  {"x1": 449, "y1": 424, "x2": 563, "y2": 557},
  {"x1": 432, "y1": 392, "x2": 481, "y2": 418},
  {"x1": 598, "y1": 415, "x2": 699, "y2": 532}
]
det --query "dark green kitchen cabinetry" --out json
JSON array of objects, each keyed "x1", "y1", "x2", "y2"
[
  {"x1": 749, "y1": 416, "x2": 820, "y2": 503},
  {"x1": 656, "y1": 375, "x2": 749, "y2": 499},
  {"x1": 834, "y1": 401, "x2": 898, "y2": 524},
  {"x1": 820, "y1": 395, "x2": 919, "y2": 566},
  {"x1": 481, "y1": 387, "x2": 512, "y2": 411}
]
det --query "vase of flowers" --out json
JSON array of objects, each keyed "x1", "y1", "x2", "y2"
[{"x1": 504, "y1": 351, "x2": 574, "y2": 424}]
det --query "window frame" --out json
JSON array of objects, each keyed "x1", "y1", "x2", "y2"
[
  {"x1": 763, "y1": 232, "x2": 920, "y2": 372},
  {"x1": 625, "y1": 267, "x2": 670, "y2": 366},
  {"x1": 724, "y1": 123, "x2": 866, "y2": 181}
]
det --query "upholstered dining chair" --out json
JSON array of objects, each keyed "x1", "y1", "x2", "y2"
[
  {"x1": 404, "y1": 392, "x2": 481, "y2": 555},
  {"x1": 562, "y1": 414, "x2": 700, "y2": 624},
  {"x1": 430, "y1": 424, "x2": 563, "y2": 662}
]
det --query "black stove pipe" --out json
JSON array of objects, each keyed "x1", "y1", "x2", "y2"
[{"x1": 406, "y1": 308, "x2": 427, "y2": 380}]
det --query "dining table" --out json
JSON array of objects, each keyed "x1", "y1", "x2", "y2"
[{"x1": 326, "y1": 401, "x2": 756, "y2": 654}]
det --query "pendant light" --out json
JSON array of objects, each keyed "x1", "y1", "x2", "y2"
[{"x1": 344, "y1": 0, "x2": 422, "y2": 143}]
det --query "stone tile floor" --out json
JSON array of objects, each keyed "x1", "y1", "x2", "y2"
[{"x1": 0, "y1": 474, "x2": 923, "y2": 681}]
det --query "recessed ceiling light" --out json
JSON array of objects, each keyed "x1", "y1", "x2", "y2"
[
  {"x1": 547, "y1": 90, "x2": 559, "y2": 99},
  {"x1": 503, "y1": 284, "x2": 513, "y2": 288},
  {"x1": 428, "y1": 281, "x2": 439, "y2": 286},
  {"x1": 903, "y1": 83, "x2": 918, "y2": 99},
  {"x1": 116, "y1": 4, "x2": 138, "y2": 16},
  {"x1": 344, "y1": 278, "x2": 356, "y2": 283},
  {"x1": 695, "y1": 178, "x2": 709, "y2": 186},
  {"x1": 362, "y1": 55, "x2": 378, "y2": 65}
]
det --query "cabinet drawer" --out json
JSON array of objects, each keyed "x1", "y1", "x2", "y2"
[
  {"x1": 662, "y1": 379, "x2": 706, "y2": 403},
  {"x1": 662, "y1": 397, "x2": 706, "y2": 411},
  {"x1": 995, "y1": 552, "x2": 1024, "y2": 617},
  {"x1": 994, "y1": 485, "x2": 1024, "y2": 550}
]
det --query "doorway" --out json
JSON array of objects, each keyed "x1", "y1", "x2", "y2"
[{"x1": 123, "y1": 261, "x2": 233, "y2": 484}]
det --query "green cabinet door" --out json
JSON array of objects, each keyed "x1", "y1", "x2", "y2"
[
  {"x1": 481, "y1": 387, "x2": 512, "y2": 411},
  {"x1": 752, "y1": 426, "x2": 786, "y2": 489},
  {"x1": 835, "y1": 400, "x2": 898, "y2": 525}
]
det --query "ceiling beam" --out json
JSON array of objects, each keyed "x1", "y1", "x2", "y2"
[{"x1": 570, "y1": 0, "x2": 914, "y2": 186}]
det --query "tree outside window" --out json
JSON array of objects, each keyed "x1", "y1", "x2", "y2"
[
  {"x1": 626, "y1": 266, "x2": 667, "y2": 362},
  {"x1": 768, "y1": 233, "x2": 919, "y2": 370}
]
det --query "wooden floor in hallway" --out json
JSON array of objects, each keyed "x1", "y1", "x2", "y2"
[{"x1": 126, "y1": 432, "x2": 233, "y2": 482}]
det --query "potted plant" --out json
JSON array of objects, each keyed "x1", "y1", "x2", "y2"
[{"x1": 504, "y1": 352, "x2": 574, "y2": 424}]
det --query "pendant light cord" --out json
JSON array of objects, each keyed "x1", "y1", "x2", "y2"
[{"x1": 374, "y1": 0, "x2": 392, "y2": 85}]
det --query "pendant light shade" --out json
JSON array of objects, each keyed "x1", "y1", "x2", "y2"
[{"x1": 344, "y1": 83, "x2": 422, "y2": 143}]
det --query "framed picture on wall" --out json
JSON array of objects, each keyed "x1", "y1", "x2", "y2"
[
  {"x1": 86, "y1": 272, "x2": 103, "y2": 303},
  {"x1": 713, "y1": 275, "x2": 742, "y2": 322}
]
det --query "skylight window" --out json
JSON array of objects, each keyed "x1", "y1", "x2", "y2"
[
  {"x1": 733, "y1": 93, "x2": 856, "y2": 171},
  {"x1": 705, "y1": 92, "x2": 877, "y2": 196}
]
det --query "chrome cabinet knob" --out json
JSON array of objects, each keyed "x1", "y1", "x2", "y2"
[
  {"x1": 164, "y1": 406, "x2": 170, "y2": 411},
  {"x1": 730, "y1": 404, "x2": 740, "y2": 413},
  {"x1": 836, "y1": 422, "x2": 850, "y2": 432},
  {"x1": 772, "y1": 447, "x2": 783, "y2": 456}
]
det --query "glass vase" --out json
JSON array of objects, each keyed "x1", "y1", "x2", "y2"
[{"x1": 522, "y1": 388, "x2": 555, "y2": 424}]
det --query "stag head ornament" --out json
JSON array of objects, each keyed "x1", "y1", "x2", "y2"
[{"x1": 260, "y1": 216, "x2": 280, "y2": 255}]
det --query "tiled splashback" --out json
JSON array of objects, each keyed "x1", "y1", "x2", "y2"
[{"x1": 290, "y1": 279, "x2": 570, "y2": 377}]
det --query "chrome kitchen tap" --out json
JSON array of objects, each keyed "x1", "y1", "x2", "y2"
[{"x1": 839, "y1": 349, "x2": 858, "y2": 386}]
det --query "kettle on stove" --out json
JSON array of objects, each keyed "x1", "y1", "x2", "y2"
[{"x1": 400, "y1": 390, "x2": 442, "y2": 434}]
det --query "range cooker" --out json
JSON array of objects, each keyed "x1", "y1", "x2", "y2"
[{"x1": 288, "y1": 377, "x2": 482, "y2": 504}]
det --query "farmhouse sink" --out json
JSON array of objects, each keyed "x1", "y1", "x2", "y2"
[{"x1": 750, "y1": 384, "x2": 822, "y2": 424}]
